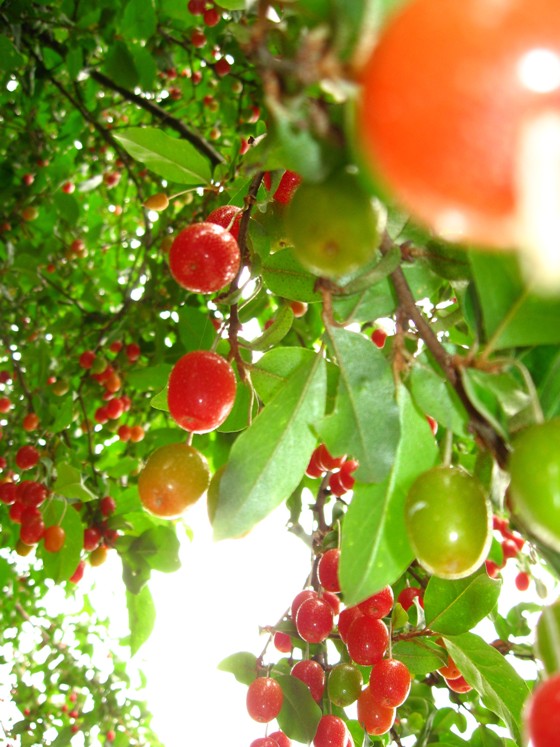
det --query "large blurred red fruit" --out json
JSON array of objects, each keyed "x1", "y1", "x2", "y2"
[{"x1": 357, "y1": 0, "x2": 560, "y2": 273}]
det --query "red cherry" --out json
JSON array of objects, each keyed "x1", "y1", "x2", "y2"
[
  {"x1": 0, "y1": 397, "x2": 12, "y2": 413},
  {"x1": 22, "y1": 413, "x2": 40, "y2": 431},
  {"x1": 246, "y1": 677, "x2": 283, "y2": 723},
  {"x1": 126, "y1": 343, "x2": 141, "y2": 362},
  {"x1": 191, "y1": 29, "x2": 206, "y2": 48},
  {"x1": 273, "y1": 631, "x2": 292, "y2": 653},
  {"x1": 337, "y1": 605, "x2": 364, "y2": 644},
  {"x1": 273, "y1": 171, "x2": 302, "y2": 205},
  {"x1": 295, "y1": 596, "x2": 334, "y2": 643},
  {"x1": 305, "y1": 449, "x2": 325, "y2": 478},
  {"x1": 291, "y1": 589, "x2": 317, "y2": 619},
  {"x1": 317, "y1": 549, "x2": 341, "y2": 592},
  {"x1": 105, "y1": 398, "x2": 124, "y2": 420},
  {"x1": 69, "y1": 560, "x2": 86, "y2": 583},
  {"x1": 314, "y1": 444, "x2": 345, "y2": 472},
  {"x1": 329, "y1": 471, "x2": 350, "y2": 497},
  {"x1": 94, "y1": 406, "x2": 109, "y2": 424},
  {"x1": 269, "y1": 732, "x2": 291, "y2": 747},
  {"x1": 167, "y1": 351, "x2": 236, "y2": 433},
  {"x1": 100, "y1": 495, "x2": 116, "y2": 516},
  {"x1": 322, "y1": 590, "x2": 341, "y2": 616},
  {"x1": 0, "y1": 483, "x2": 17, "y2": 505},
  {"x1": 357, "y1": 685, "x2": 396, "y2": 736},
  {"x1": 106, "y1": 730, "x2": 116, "y2": 743},
  {"x1": 501, "y1": 538, "x2": 519, "y2": 559},
  {"x1": 22, "y1": 173, "x2": 35, "y2": 186},
  {"x1": 369, "y1": 658, "x2": 411, "y2": 708},
  {"x1": 118, "y1": 425, "x2": 131, "y2": 442},
  {"x1": 44, "y1": 525, "x2": 66, "y2": 553},
  {"x1": 20, "y1": 514, "x2": 45, "y2": 545},
  {"x1": 169, "y1": 223, "x2": 240, "y2": 293},
  {"x1": 79, "y1": 350, "x2": 96, "y2": 369},
  {"x1": 526, "y1": 673, "x2": 560, "y2": 747},
  {"x1": 62, "y1": 181, "x2": 75, "y2": 194},
  {"x1": 291, "y1": 660, "x2": 325, "y2": 703},
  {"x1": 346, "y1": 615, "x2": 389, "y2": 666},
  {"x1": 357, "y1": 0, "x2": 560, "y2": 259},
  {"x1": 215, "y1": 58, "x2": 231, "y2": 77},
  {"x1": 17, "y1": 481, "x2": 47, "y2": 507},
  {"x1": 187, "y1": 0, "x2": 205, "y2": 14},
  {"x1": 357, "y1": 585, "x2": 394, "y2": 619},
  {"x1": 397, "y1": 586, "x2": 424, "y2": 611},
  {"x1": 313, "y1": 715, "x2": 347, "y2": 747},
  {"x1": 84, "y1": 526, "x2": 102, "y2": 552},
  {"x1": 9, "y1": 501, "x2": 24, "y2": 523},
  {"x1": 371, "y1": 328, "x2": 387, "y2": 348},
  {"x1": 445, "y1": 674, "x2": 472, "y2": 694},
  {"x1": 485, "y1": 560, "x2": 501, "y2": 579},
  {"x1": 16, "y1": 445, "x2": 40, "y2": 471},
  {"x1": 250, "y1": 739, "x2": 280, "y2": 747},
  {"x1": 203, "y1": 7, "x2": 220, "y2": 26},
  {"x1": 129, "y1": 425, "x2": 145, "y2": 442},
  {"x1": 438, "y1": 655, "x2": 461, "y2": 681},
  {"x1": 515, "y1": 571, "x2": 531, "y2": 591},
  {"x1": 205, "y1": 205, "x2": 242, "y2": 239}
]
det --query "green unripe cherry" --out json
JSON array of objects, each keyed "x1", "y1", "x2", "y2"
[
  {"x1": 404, "y1": 466, "x2": 491, "y2": 579},
  {"x1": 285, "y1": 169, "x2": 382, "y2": 278},
  {"x1": 328, "y1": 662, "x2": 363, "y2": 707},
  {"x1": 509, "y1": 418, "x2": 560, "y2": 552}
]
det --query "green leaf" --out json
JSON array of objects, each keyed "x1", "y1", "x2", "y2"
[
  {"x1": 50, "y1": 396, "x2": 74, "y2": 433},
  {"x1": 424, "y1": 572, "x2": 502, "y2": 635},
  {"x1": 114, "y1": 127, "x2": 212, "y2": 185},
  {"x1": 52, "y1": 192, "x2": 80, "y2": 224},
  {"x1": 39, "y1": 500, "x2": 84, "y2": 583},
  {"x1": 339, "y1": 386, "x2": 438, "y2": 605},
  {"x1": 251, "y1": 347, "x2": 317, "y2": 404},
  {"x1": 318, "y1": 327, "x2": 400, "y2": 483},
  {"x1": 470, "y1": 251, "x2": 560, "y2": 349},
  {"x1": 212, "y1": 354, "x2": 326, "y2": 539},
  {"x1": 536, "y1": 601, "x2": 560, "y2": 675},
  {"x1": 103, "y1": 41, "x2": 139, "y2": 89},
  {"x1": 461, "y1": 369, "x2": 531, "y2": 440},
  {"x1": 216, "y1": 0, "x2": 245, "y2": 8},
  {"x1": 444, "y1": 632, "x2": 530, "y2": 743},
  {"x1": 217, "y1": 652, "x2": 258, "y2": 685},
  {"x1": 392, "y1": 638, "x2": 447, "y2": 675},
  {"x1": 262, "y1": 249, "x2": 323, "y2": 303},
  {"x1": 131, "y1": 527, "x2": 181, "y2": 573},
  {"x1": 127, "y1": 585, "x2": 156, "y2": 655},
  {"x1": 242, "y1": 305, "x2": 294, "y2": 350},
  {"x1": 53, "y1": 462, "x2": 96, "y2": 502},
  {"x1": 127, "y1": 363, "x2": 172, "y2": 391},
  {"x1": 122, "y1": 0, "x2": 157, "y2": 40},
  {"x1": 409, "y1": 356, "x2": 469, "y2": 436},
  {"x1": 0, "y1": 36, "x2": 25, "y2": 73},
  {"x1": 177, "y1": 305, "x2": 217, "y2": 352},
  {"x1": 275, "y1": 674, "x2": 322, "y2": 744}
]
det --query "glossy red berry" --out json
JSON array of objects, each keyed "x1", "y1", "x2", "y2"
[
  {"x1": 322, "y1": 590, "x2": 341, "y2": 616},
  {"x1": 371, "y1": 328, "x2": 387, "y2": 348},
  {"x1": 20, "y1": 514, "x2": 45, "y2": 545},
  {"x1": 273, "y1": 631, "x2": 292, "y2": 653},
  {"x1": 317, "y1": 548, "x2": 341, "y2": 592},
  {"x1": 205, "y1": 205, "x2": 242, "y2": 239},
  {"x1": 169, "y1": 223, "x2": 240, "y2": 293},
  {"x1": 250, "y1": 739, "x2": 280, "y2": 747},
  {"x1": 0, "y1": 397, "x2": 11, "y2": 413},
  {"x1": 100, "y1": 496, "x2": 116, "y2": 516},
  {"x1": 369, "y1": 658, "x2": 411, "y2": 708},
  {"x1": 203, "y1": 7, "x2": 220, "y2": 26},
  {"x1": 69, "y1": 560, "x2": 86, "y2": 583},
  {"x1": 79, "y1": 350, "x2": 96, "y2": 369},
  {"x1": 313, "y1": 714, "x2": 347, "y2": 747},
  {"x1": 295, "y1": 596, "x2": 334, "y2": 644},
  {"x1": 22, "y1": 413, "x2": 40, "y2": 431},
  {"x1": 43, "y1": 525, "x2": 66, "y2": 553},
  {"x1": 16, "y1": 446, "x2": 40, "y2": 471},
  {"x1": 357, "y1": 585, "x2": 394, "y2": 618},
  {"x1": 397, "y1": 586, "x2": 424, "y2": 611},
  {"x1": 438, "y1": 655, "x2": 461, "y2": 681},
  {"x1": 515, "y1": 571, "x2": 531, "y2": 591},
  {"x1": 445, "y1": 674, "x2": 472, "y2": 694},
  {"x1": 246, "y1": 677, "x2": 283, "y2": 723},
  {"x1": 273, "y1": 171, "x2": 302, "y2": 205},
  {"x1": 126, "y1": 343, "x2": 141, "y2": 363},
  {"x1": 17, "y1": 481, "x2": 47, "y2": 507},
  {"x1": 315, "y1": 444, "x2": 345, "y2": 472},
  {"x1": 525, "y1": 673, "x2": 560, "y2": 747},
  {"x1": 291, "y1": 660, "x2": 325, "y2": 703},
  {"x1": 346, "y1": 616, "x2": 389, "y2": 666},
  {"x1": 268, "y1": 731, "x2": 291, "y2": 747},
  {"x1": 501, "y1": 538, "x2": 519, "y2": 559},
  {"x1": 188, "y1": 0, "x2": 205, "y2": 13},
  {"x1": 0, "y1": 482, "x2": 17, "y2": 505},
  {"x1": 84, "y1": 526, "x2": 102, "y2": 552},
  {"x1": 167, "y1": 351, "x2": 236, "y2": 433},
  {"x1": 337, "y1": 605, "x2": 363, "y2": 644},
  {"x1": 214, "y1": 58, "x2": 231, "y2": 77},
  {"x1": 291, "y1": 589, "x2": 317, "y2": 619},
  {"x1": 357, "y1": 685, "x2": 396, "y2": 736}
]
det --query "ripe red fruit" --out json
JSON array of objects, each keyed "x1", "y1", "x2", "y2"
[
  {"x1": 438, "y1": 655, "x2": 461, "y2": 681},
  {"x1": 117, "y1": 424, "x2": 131, "y2": 442},
  {"x1": 0, "y1": 483, "x2": 17, "y2": 505},
  {"x1": 203, "y1": 7, "x2": 220, "y2": 26},
  {"x1": 191, "y1": 29, "x2": 206, "y2": 48},
  {"x1": 397, "y1": 586, "x2": 424, "y2": 611},
  {"x1": 79, "y1": 350, "x2": 96, "y2": 369},
  {"x1": 369, "y1": 658, "x2": 411, "y2": 708},
  {"x1": 322, "y1": 590, "x2": 341, "y2": 616},
  {"x1": 17, "y1": 481, "x2": 47, "y2": 507},
  {"x1": 22, "y1": 413, "x2": 40, "y2": 431},
  {"x1": 214, "y1": 58, "x2": 231, "y2": 77},
  {"x1": 187, "y1": 0, "x2": 205, "y2": 13},
  {"x1": 445, "y1": 674, "x2": 472, "y2": 694},
  {"x1": 43, "y1": 525, "x2": 66, "y2": 553},
  {"x1": 62, "y1": 181, "x2": 75, "y2": 194},
  {"x1": 9, "y1": 501, "x2": 24, "y2": 523},
  {"x1": 106, "y1": 730, "x2": 116, "y2": 743},
  {"x1": 525, "y1": 673, "x2": 560, "y2": 747},
  {"x1": 83, "y1": 526, "x2": 102, "y2": 552},
  {"x1": 305, "y1": 449, "x2": 325, "y2": 478},
  {"x1": 313, "y1": 715, "x2": 347, "y2": 747},
  {"x1": 273, "y1": 631, "x2": 292, "y2": 653},
  {"x1": 106, "y1": 398, "x2": 124, "y2": 420},
  {"x1": 371, "y1": 328, "x2": 387, "y2": 348},
  {"x1": 126, "y1": 343, "x2": 141, "y2": 363},
  {"x1": 167, "y1": 350, "x2": 236, "y2": 433},
  {"x1": 0, "y1": 397, "x2": 12, "y2": 413},
  {"x1": 357, "y1": 685, "x2": 396, "y2": 736},
  {"x1": 291, "y1": 589, "x2": 317, "y2": 619},
  {"x1": 515, "y1": 571, "x2": 531, "y2": 591},
  {"x1": 329, "y1": 471, "x2": 350, "y2": 497},
  {"x1": 273, "y1": 171, "x2": 302, "y2": 205},
  {"x1": 357, "y1": 585, "x2": 394, "y2": 618},
  {"x1": 317, "y1": 549, "x2": 341, "y2": 592},
  {"x1": 16, "y1": 445, "x2": 40, "y2": 471},
  {"x1": 246, "y1": 677, "x2": 283, "y2": 723},
  {"x1": 346, "y1": 615, "x2": 389, "y2": 666},
  {"x1": 337, "y1": 605, "x2": 363, "y2": 644},
  {"x1": 501, "y1": 538, "x2": 519, "y2": 559},
  {"x1": 20, "y1": 514, "x2": 45, "y2": 545},
  {"x1": 290, "y1": 301, "x2": 308, "y2": 318},
  {"x1": 295, "y1": 596, "x2": 334, "y2": 643},
  {"x1": 269, "y1": 732, "x2": 290, "y2": 747},
  {"x1": 69, "y1": 560, "x2": 86, "y2": 583},
  {"x1": 291, "y1": 660, "x2": 325, "y2": 703},
  {"x1": 314, "y1": 444, "x2": 345, "y2": 472},
  {"x1": 100, "y1": 495, "x2": 116, "y2": 516},
  {"x1": 357, "y1": 0, "x2": 560, "y2": 280},
  {"x1": 169, "y1": 223, "x2": 241, "y2": 293},
  {"x1": 129, "y1": 425, "x2": 145, "y2": 442},
  {"x1": 250, "y1": 739, "x2": 280, "y2": 747},
  {"x1": 205, "y1": 205, "x2": 242, "y2": 239}
]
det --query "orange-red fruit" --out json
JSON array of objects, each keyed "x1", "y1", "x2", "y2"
[
  {"x1": 369, "y1": 658, "x2": 411, "y2": 708},
  {"x1": 525, "y1": 673, "x2": 560, "y2": 747},
  {"x1": 273, "y1": 171, "x2": 302, "y2": 205},
  {"x1": 445, "y1": 675, "x2": 472, "y2": 694},
  {"x1": 313, "y1": 715, "x2": 347, "y2": 747},
  {"x1": 357, "y1": 0, "x2": 560, "y2": 251},
  {"x1": 317, "y1": 548, "x2": 341, "y2": 592},
  {"x1": 357, "y1": 585, "x2": 394, "y2": 618},
  {"x1": 274, "y1": 631, "x2": 292, "y2": 653},
  {"x1": 205, "y1": 205, "x2": 242, "y2": 239},
  {"x1": 346, "y1": 616, "x2": 389, "y2": 666},
  {"x1": 44, "y1": 525, "x2": 66, "y2": 553},
  {"x1": 167, "y1": 351, "x2": 236, "y2": 433},
  {"x1": 291, "y1": 660, "x2": 325, "y2": 703},
  {"x1": 397, "y1": 586, "x2": 424, "y2": 611},
  {"x1": 138, "y1": 442, "x2": 210, "y2": 518},
  {"x1": 169, "y1": 223, "x2": 240, "y2": 293},
  {"x1": 16, "y1": 445, "x2": 40, "y2": 471},
  {"x1": 438, "y1": 655, "x2": 461, "y2": 681},
  {"x1": 357, "y1": 685, "x2": 396, "y2": 736},
  {"x1": 246, "y1": 677, "x2": 283, "y2": 723},
  {"x1": 22, "y1": 413, "x2": 40, "y2": 432}
]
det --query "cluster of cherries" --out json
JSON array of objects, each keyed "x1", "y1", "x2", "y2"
[
  {"x1": 244, "y1": 544, "x2": 475, "y2": 745},
  {"x1": 305, "y1": 444, "x2": 359, "y2": 497},
  {"x1": 485, "y1": 514, "x2": 531, "y2": 591}
]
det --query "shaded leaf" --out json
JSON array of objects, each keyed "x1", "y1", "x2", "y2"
[
  {"x1": 53, "y1": 462, "x2": 96, "y2": 502},
  {"x1": 425, "y1": 572, "x2": 502, "y2": 635},
  {"x1": 276, "y1": 674, "x2": 322, "y2": 744},
  {"x1": 536, "y1": 601, "x2": 560, "y2": 675},
  {"x1": 262, "y1": 248, "x2": 323, "y2": 302},
  {"x1": 393, "y1": 638, "x2": 447, "y2": 675},
  {"x1": 251, "y1": 347, "x2": 316, "y2": 404},
  {"x1": 218, "y1": 652, "x2": 258, "y2": 685},
  {"x1": 127, "y1": 585, "x2": 156, "y2": 656}
]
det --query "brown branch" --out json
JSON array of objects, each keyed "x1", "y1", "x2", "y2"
[{"x1": 380, "y1": 233, "x2": 510, "y2": 468}]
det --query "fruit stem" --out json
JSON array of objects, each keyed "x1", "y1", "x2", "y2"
[{"x1": 441, "y1": 429, "x2": 453, "y2": 468}]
